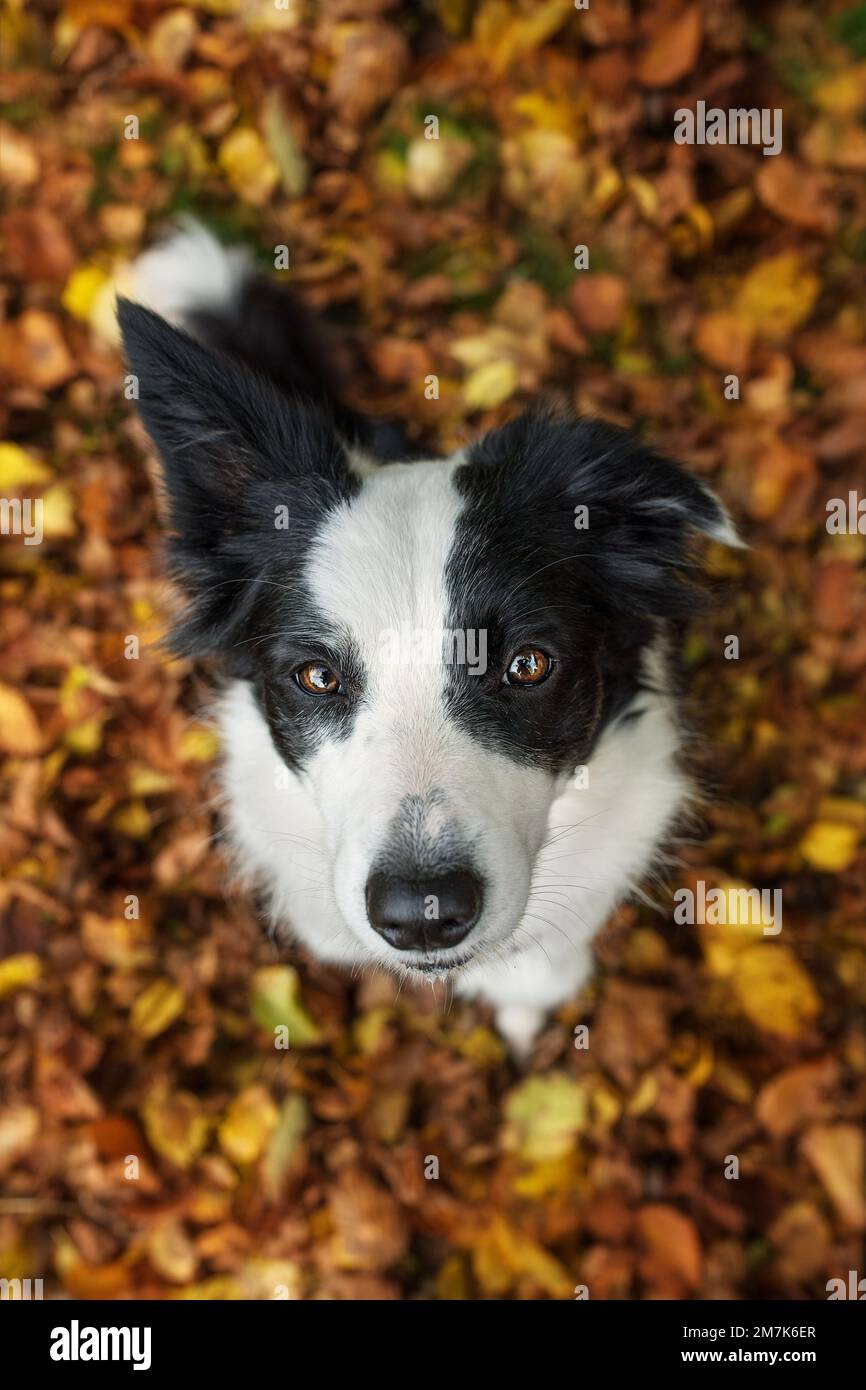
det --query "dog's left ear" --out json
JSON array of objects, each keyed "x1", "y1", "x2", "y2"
[
  {"x1": 117, "y1": 298, "x2": 356, "y2": 666},
  {"x1": 463, "y1": 412, "x2": 741, "y2": 618}
]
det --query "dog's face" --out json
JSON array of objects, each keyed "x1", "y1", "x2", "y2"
[{"x1": 120, "y1": 301, "x2": 735, "y2": 976}]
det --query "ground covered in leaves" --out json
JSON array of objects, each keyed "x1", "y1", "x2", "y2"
[{"x1": 1, "y1": 0, "x2": 865, "y2": 1300}]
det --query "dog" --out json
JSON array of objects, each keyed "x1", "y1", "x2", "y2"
[{"x1": 118, "y1": 220, "x2": 739, "y2": 1057}]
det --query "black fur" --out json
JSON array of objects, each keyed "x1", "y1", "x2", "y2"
[
  {"x1": 117, "y1": 298, "x2": 359, "y2": 676},
  {"x1": 442, "y1": 413, "x2": 728, "y2": 772}
]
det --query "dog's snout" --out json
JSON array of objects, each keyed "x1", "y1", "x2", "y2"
[{"x1": 365, "y1": 868, "x2": 483, "y2": 952}]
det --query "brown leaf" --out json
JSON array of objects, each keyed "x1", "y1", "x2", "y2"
[
  {"x1": 800, "y1": 1124, "x2": 866, "y2": 1231},
  {"x1": 756, "y1": 156, "x2": 838, "y2": 234},
  {"x1": 571, "y1": 273, "x2": 628, "y2": 335},
  {"x1": 636, "y1": 6, "x2": 702, "y2": 88},
  {"x1": 756, "y1": 1058, "x2": 840, "y2": 1139},
  {"x1": 2, "y1": 310, "x2": 74, "y2": 390},
  {"x1": 636, "y1": 1204, "x2": 702, "y2": 1289},
  {"x1": 328, "y1": 22, "x2": 408, "y2": 125},
  {"x1": 329, "y1": 1169, "x2": 409, "y2": 1272}
]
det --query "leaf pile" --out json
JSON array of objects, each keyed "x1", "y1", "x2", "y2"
[{"x1": 1, "y1": 0, "x2": 865, "y2": 1299}]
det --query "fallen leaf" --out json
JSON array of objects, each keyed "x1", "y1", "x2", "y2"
[
  {"x1": 142, "y1": 1086, "x2": 210, "y2": 1169},
  {"x1": 800, "y1": 820, "x2": 860, "y2": 872},
  {"x1": 731, "y1": 946, "x2": 821, "y2": 1040},
  {"x1": 329, "y1": 1169, "x2": 408, "y2": 1272},
  {"x1": 756, "y1": 156, "x2": 837, "y2": 234},
  {"x1": 801, "y1": 1124, "x2": 866, "y2": 1230},
  {"x1": 636, "y1": 1203, "x2": 702, "y2": 1288},
  {"x1": 0, "y1": 954, "x2": 42, "y2": 998},
  {"x1": 130, "y1": 979, "x2": 186, "y2": 1039},
  {"x1": 218, "y1": 1084, "x2": 279, "y2": 1165},
  {"x1": 250, "y1": 964, "x2": 323, "y2": 1046},
  {"x1": 503, "y1": 1072, "x2": 588, "y2": 1162},
  {"x1": 734, "y1": 253, "x2": 820, "y2": 341},
  {"x1": 756, "y1": 1058, "x2": 840, "y2": 1139},
  {"x1": 218, "y1": 127, "x2": 279, "y2": 207},
  {"x1": 636, "y1": 6, "x2": 702, "y2": 88},
  {"x1": 0, "y1": 683, "x2": 42, "y2": 754}
]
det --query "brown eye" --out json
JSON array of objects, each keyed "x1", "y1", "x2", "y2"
[
  {"x1": 295, "y1": 661, "x2": 342, "y2": 696},
  {"x1": 504, "y1": 647, "x2": 552, "y2": 686}
]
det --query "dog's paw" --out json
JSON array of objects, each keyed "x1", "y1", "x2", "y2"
[{"x1": 495, "y1": 1003, "x2": 545, "y2": 1062}]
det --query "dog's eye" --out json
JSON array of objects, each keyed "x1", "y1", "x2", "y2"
[
  {"x1": 503, "y1": 647, "x2": 552, "y2": 686},
  {"x1": 295, "y1": 661, "x2": 343, "y2": 696}
]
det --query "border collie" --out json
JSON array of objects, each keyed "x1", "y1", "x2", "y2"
[{"x1": 118, "y1": 221, "x2": 739, "y2": 1056}]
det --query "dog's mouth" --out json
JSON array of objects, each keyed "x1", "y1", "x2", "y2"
[{"x1": 394, "y1": 949, "x2": 478, "y2": 977}]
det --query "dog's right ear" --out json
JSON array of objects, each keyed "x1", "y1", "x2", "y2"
[{"x1": 117, "y1": 298, "x2": 357, "y2": 663}]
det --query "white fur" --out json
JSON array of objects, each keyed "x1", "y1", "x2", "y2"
[{"x1": 130, "y1": 218, "x2": 250, "y2": 329}]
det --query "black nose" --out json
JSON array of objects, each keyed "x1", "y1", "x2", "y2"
[{"x1": 365, "y1": 869, "x2": 483, "y2": 952}]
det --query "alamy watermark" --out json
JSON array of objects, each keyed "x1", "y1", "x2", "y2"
[
  {"x1": 674, "y1": 880, "x2": 782, "y2": 936},
  {"x1": 674, "y1": 102, "x2": 782, "y2": 157},
  {"x1": 378, "y1": 624, "x2": 488, "y2": 675},
  {"x1": 0, "y1": 497, "x2": 43, "y2": 545}
]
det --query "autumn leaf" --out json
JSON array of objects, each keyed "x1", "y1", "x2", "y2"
[
  {"x1": 218, "y1": 128, "x2": 279, "y2": 207},
  {"x1": 503, "y1": 1073, "x2": 588, "y2": 1162},
  {"x1": 130, "y1": 979, "x2": 186, "y2": 1039},
  {"x1": 0, "y1": 442, "x2": 52, "y2": 489},
  {"x1": 731, "y1": 946, "x2": 821, "y2": 1040},
  {"x1": 734, "y1": 253, "x2": 821, "y2": 341},
  {"x1": 756, "y1": 156, "x2": 837, "y2": 234},
  {"x1": 636, "y1": 1204, "x2": 702, "y2": 1289},
  {"x1": 799, "y1": 820, "x2": 860, "y2": 872},
  {"x1": 0, "y1": 683, "x2": 42, "y2": 754},
  {"x1": 801, "y1": 1124, "x2": 866, "y2": 1230},
  {"x1": 218, "y1": 1084, "x2": 279, "y2": 1165},
  {"x1": 0, "y1": 955, "x2": 41, "y2": 999},
  {"x1": 474, "y1": 1214, "x2": 573, "y2": 1298},
  {"x1": 250, "y1": 964, "x2": 323, "y2": 1046},
  {"x1": 142, "y1": 1085, "x2": 210, "y2": 1169},
  {"x1": 147, "y1": 1219, "x2": 198, "y2": 1284},
  {"x1": 636, "y1": 6, "x2": 702, "y2": 88}
]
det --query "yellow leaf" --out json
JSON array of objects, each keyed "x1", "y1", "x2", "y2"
[
  {"x1": 463, "y1": 358, "x2": 518, "y2": 409},
  {"x1": 142, "y1": 1085, "x2": 209, "y2": 1168},
  {"x1": 128, "y1": 765, "x2": 175, "y2": 796},
  {"x1": 261, "y1": 1095, "x2": 308, "y2": 1202},
  {"x1": 734, "y1": 253, "x2": 820, "y2": 341},
  {"x1": 0, "y1": 953, "x2": 42, "y2": 998},
  {"x1": 42, "y1": 482, "x2": 77, "y2": 539},
  {"x1": 218, "y1": 128, "x2": 279, "y2": 207},
  {"x1": 801, "y1": 1123, "x2": 866, "y2": 1230},
  {"x1": 474, "y1": 1215, "x2": 572, "y2": 1298},
  {"x1": 816, "y1": 796, "x2": 866, "y2": 828},
  {"x1": 813, "y1": 65, "x2": 866, "y2": 117},
  {"x1": 82, "y1": 911, "x2": 153, "y2": 968},
  {"x1": 147, "y1": 1219, "x2": 198, "y2": 1284},
  {"x1": 64, "y1": 716, "x2": 104, "y2": 754},
  {"x1": 111, "y1": 800, "x2": 152, "y2": 839},
  {"x1": 503, "y1": 1073, "x2": 587, "y2": 1162},
  {"x1": 700, "y1": 879, "x2": 775, "y2": 978},
  {"x1": 62, "y1": 264, "x2": 110, "y2": 322},
  {"x1": 179, "y1": 725, "x2": 220, "y2": 762},
  {"x1": 131, "y1": 979, "x2": 186, "y2": 1039},
  {"x1": 0, "y1": 443, "x2": 52, "y2": 489},
  {"x1": 800, "y1": 820, "x2": 860, "y2": 872},
  {"x1": 512, "y1": 1152, "x2": 582, "y2": 1199},
  {"x1": 218, "y1": 1084, "x2": 279, "y2": 1165},
  {"x1": 0, "y1": 682, "x2": 42, "y2": 754},
  {"x1": 250, "y1": 964, "x2": 323, "y2": 1046},
  {"x1": 731, "y1": 945, "x2": 820, "y2": 1040}
]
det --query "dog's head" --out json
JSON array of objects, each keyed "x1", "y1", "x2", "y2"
[{"x1": 120, "y1": 300, "x2": 737, "y2": 976}]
